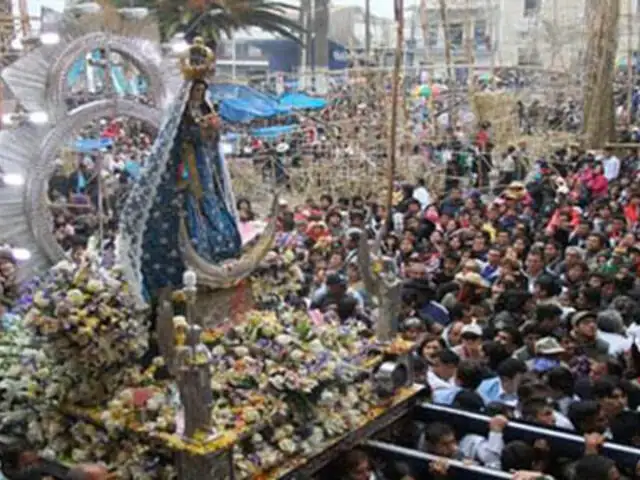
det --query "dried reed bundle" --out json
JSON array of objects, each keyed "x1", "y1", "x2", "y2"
[{"x1": 471, "y1": 91, "x2": 518, "y2": 148}]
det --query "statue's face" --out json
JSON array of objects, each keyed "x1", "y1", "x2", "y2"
[{"x1": 190, "y1": 83, "x2": 206, "y2": 102}]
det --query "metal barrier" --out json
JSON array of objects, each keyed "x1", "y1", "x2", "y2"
[
  {"x1": 365, "y1": 439, "x2": 511, "y2": 480},
  {"x1": 415, "y1": 403, "x2": 640, "y2": 469}
]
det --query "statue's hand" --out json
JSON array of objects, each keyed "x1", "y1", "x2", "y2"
[{"x1": 200, "y1": 113, "x2": 221, "y2": 131}]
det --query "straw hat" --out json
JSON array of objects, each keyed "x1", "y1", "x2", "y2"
[
  {"x1": 503, "y1": 181, "x2": 527, "y2": 200},
  {"x1": 455, "y1": 271, "x2": 490, "y2": 289},
  {"x1": 535, "y1": 337, "x2": 565, "y2": 355}
]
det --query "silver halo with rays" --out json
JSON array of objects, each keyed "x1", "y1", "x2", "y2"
[
  {"x1": 0, "y1": 99, "x2": 161, "y2": 280},
  {"x1": 2, "y1": 11, "x2": 180, "y2": 116},
  {"x1": 45, "y1": 33, "x2": 165, "y2": 116}
]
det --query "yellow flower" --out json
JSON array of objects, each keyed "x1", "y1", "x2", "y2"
[
  {"x1": 34, "y1": 291, "x2": 50, "y2": 308},
  {"x1": 85, "y1": 279, "x2": 104, "y2": 293},
  {"x1": 67, "y1": 289, "x2": 86, "y2": 307},
  {"x1": 372, "y1": 260, "x2": 383, "y2": 275},
  {"x1": 85, "y1": 317, "x2": 99, "y2": 330},
  {"x1": 171, "y1": 290, "x2": 187, "y2": 303}
]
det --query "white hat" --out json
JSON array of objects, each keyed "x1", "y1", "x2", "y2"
[
  {"x1": 461, "y1": 322, "x2": 483, "y2": 338},
  {"x1": 276, "y1": 142, "x2": 290, "y2": 153}
]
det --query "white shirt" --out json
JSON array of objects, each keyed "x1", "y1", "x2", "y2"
[
  {"x1": 427, "y1": 369, "x2": 455, "y2": 391},
  {"x1": 603, "y1": 155, "x2": 620, "y2": 181},
  {"x1": 413, "y1": 186, "x2": 432, "y2": 210},
  {"x1": 598, "y1": 330, "x2": 632, "y2": 356},
  {"x1": 500, "y1": 154, "x2": 516, "y2": 173}
]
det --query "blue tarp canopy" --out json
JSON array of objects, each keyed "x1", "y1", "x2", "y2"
[
  {"x1": 219, "y1": 98, "x2": 290, "y2": 123},
  {"x1": 250, "y1": 125, "x2": 298, "y2": 139},
  {"x1": 278, "y1": 93, "x2": 327, "y2": 110},
  {"x1": 211, "y1": 83, "x2": 327, "y2": 122},
  {"x1": 211, "y1": 83, "x2": 293, "y2": 123},
  {"x1": 72, "y1": 137, "x2": 113, "y2": 153}
]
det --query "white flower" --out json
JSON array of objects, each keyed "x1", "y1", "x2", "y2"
[
  {"x1": 307, "y1": 338, "x2": 324, "y2": 352},
  {"x1": 289, "y1": 349, "x2": 304, "y2": 363},
  {"x1": 233, "y1": 346, "x2": 249, "y2": 357},
  {"x1": 211, "y1": 345, "x2": 226, "y2": 356},
  {"x1": 274, "y1": 334, "x2": 293, "y2": 346},
  {"x1": 278, "y1": 438, "x2": 297, "y2": 454},
  {"x1": 319, "y1": 389, "x2": 335, "y2": 406},
  {"x1": 53, "y1": 260, "x2": 75, "y2": 274}
]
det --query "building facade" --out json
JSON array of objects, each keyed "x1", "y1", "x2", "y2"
[{"x1": 499, "y1": 0, "x2": 638, "y2": 69}]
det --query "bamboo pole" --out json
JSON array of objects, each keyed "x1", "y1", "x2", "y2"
[
  {"x1": 438, "y1": 0, "x2": 456, "y2": 127},
  {"x1": 627, "y1": 0, "x2": 633, "y2": 123},
  {"x1": 464, "y1": 0, "x2": 475, "y2": 92},
  {"x1": 486, "y1": 0, "x2": 495, "y2": 88},
  {"x1": 386, "y1": 1, "x2": 404, "y2": 216}
]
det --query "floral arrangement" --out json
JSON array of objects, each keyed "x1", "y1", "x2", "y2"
[
  {"x1": 20, "y1": 259, "x2": 149, "y2": 406},
  {"x1": 25, "y1": 410, "x2": 176, "y2": 479},
  {"x1": 97, "y1": 306, "x2": 383, "y2": 477},
  {"x1": 250, "y1": 251, "x2": 306, "y2": 308},
  {"x1": 0, "y1": 255, "x2": 401, "y2": 479},
  {"x1": 0, "y1": 258, "x2": 178, "y2": 479}
]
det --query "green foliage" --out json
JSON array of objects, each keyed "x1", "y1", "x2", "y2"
[{"x1": 113, "y1": 0, "x2": 303, "y2": 44}]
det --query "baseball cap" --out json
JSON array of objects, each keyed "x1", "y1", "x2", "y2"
[
  {"x1": 571, "y1": 310, "x2": 597, "y2": 328},
  {"x1": 461, "y1": 322, "x2": 483, "y2": 338}
]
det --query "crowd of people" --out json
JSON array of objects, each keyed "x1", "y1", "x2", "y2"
[
  {"x1": 5, "y1": 72, "x2": 640, "y2": 479},
  {"x1": 47, "y1": 117, "x2": 154, "y2": 257},
  {"x1": 246, "y1": 134, "x2": 640, "y2": 479}
]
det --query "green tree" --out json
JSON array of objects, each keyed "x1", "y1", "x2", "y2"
[{"x1": 113, "y1": 0, "x2": 302, "y2": 44}]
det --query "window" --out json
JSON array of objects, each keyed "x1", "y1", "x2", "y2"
[
  {"x1": 517, "y1": 46, "x2": 541, "y2": 65},
  {"x1": 474, "y1": 20, "x2": 487, "y2": 46},
  {"x1": 248, "y1": 45, "x2": 262, "y2": 58},
  {"x1": 447, "y1": 23, "x2": 463, "y2": 49},
  {"x1": 524, "y1": 0, "x2": 540, "y2": 17},
  {"x1": 428, "y1": 23, "x2": 439, "y2": 46}
]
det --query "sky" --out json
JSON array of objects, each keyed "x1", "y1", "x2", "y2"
[
  {"x1": 21, "y1": 0, "x2": 397, "y2": 24},
  {"x1": 284, "y1": 0, "x2": 395, "y2": 18}
]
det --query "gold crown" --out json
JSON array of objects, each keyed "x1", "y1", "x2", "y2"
[{"x1": 179, "y1": 37, "x2": 216, "y2": 81}]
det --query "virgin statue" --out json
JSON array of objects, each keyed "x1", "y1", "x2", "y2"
[{"x1": 116, "y1": 38, "x2": 243, "y2": 298}]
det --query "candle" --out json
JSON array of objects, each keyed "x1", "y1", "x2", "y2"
[{"x1": 183, "y1": 269, "x2": 197, "y2": 288}]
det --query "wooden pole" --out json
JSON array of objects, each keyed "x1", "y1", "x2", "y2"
[
  {"x1": 438, "y1": 0, "x2": 455, "y2": 127},
  {"x1": 486, "y1": 0, "x2": 495, "y2": 88},
  {"x1": 583, "y1": 0, "x2": 620, "y2": 148},
  {"x1": 627, "y1": 0, "x2": 634, "y2": 123},
  {"x1": 386, "y1": 0, "x2": 404, "y2": 216},
  {"x1": 464, "y1": 0, "x2": 475, "y2": 92}
]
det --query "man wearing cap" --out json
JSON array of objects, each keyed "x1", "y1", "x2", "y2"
[
  {"x1": 452, "y1": 323, "x2": 484, "y2": 361},
  {"x1": 526, "y1": 337, "x2": 566, "y2": 373},
  {"x1": 571, "y1": 311, "x2": 609, "y2": 360}
]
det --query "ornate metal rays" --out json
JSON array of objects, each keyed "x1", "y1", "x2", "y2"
[
  {"x1": 2, "y1": 11, "x2": 180, "y2": 115},
  {"x1": 0, "y1": 11, "x2": 178, "y2": 280}
]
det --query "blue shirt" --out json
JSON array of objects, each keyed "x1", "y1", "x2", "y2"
[
  {"x1": 419, "y1": 301, "x2": 450, "y2": 326},
  {"x1": 476, "y1": 377, "x2": 518, "y2": 407},
  {"x1": 432, "y1": 386, "x2": 462, "y2": 405}
]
